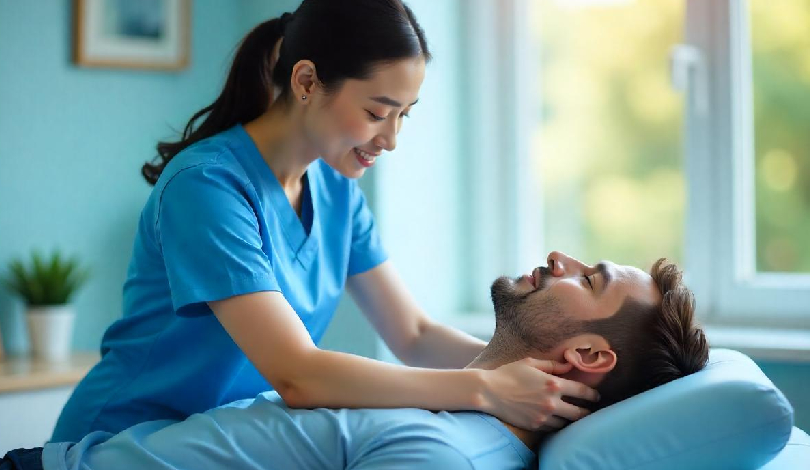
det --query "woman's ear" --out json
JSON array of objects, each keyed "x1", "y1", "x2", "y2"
[
  {"x1": 290, "y1": 60, "x2": 320, "y2": 101},
  {"x1": 563, "y1": 345, "x2": 617, "y2": 374}
]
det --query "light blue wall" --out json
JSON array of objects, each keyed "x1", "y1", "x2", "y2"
[
  {"x1": 241, "y1": 0, "x2": 301, "y2": 22},
  {"x1": 0, "y1": 0, "x2": 292, "y2": 353},
  {"x1": 372, "y1": 0, "x2": 464, "y2": 319}
]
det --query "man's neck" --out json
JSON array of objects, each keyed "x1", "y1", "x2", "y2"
[{"x1": 465, "y1": 354, "x2": 549, "y2": 451}]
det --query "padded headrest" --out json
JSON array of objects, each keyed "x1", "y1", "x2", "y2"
[{"x1": 538, "y1": 348, "x2": 794, "y2": 469}]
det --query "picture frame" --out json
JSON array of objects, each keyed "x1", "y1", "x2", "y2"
[{"x1": 73, "y1": 0, "x2": 190, "y2": 71}]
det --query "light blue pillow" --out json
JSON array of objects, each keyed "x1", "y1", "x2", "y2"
[{"x1": 538, "y1": 348, "x2": 794, "y2": 470}]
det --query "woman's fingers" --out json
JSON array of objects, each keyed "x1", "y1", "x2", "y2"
[
  {"x1": 553, "y1": 376, "x2": 600, "y2": 402},
  {"x1": 484, "y1": 357, "x2": 599, "y2": 431},
  {"x1": 538, "y1": 415, "x2": 569, "y2": 431},
  {"x1": 551, "y1": 399, "x2": 591, "y2": 422},
  {"x1": 527, "y1": 357, "x2": 573, "y2": 375}
]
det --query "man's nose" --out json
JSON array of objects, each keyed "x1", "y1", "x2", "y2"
[{"x1": 547, "y1": 251, "x2": 588, "y2": 277}]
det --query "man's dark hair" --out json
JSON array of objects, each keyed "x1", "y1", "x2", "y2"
[{"x1": 583, "y1": 259, "x2": 710, "y2": 409}]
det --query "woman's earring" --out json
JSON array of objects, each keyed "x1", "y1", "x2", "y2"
[{"x1": 301, "y1": 95, "x2": 307, "y2": 101}]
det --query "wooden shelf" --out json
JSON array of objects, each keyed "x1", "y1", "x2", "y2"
[{"x1": 0, "y1": 353, "x2": 98, "y2": 394}]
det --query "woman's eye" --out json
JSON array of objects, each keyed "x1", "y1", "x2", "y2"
[
  {"x1": 584, "y1": 274, "x2": 593, "y2": 290},
  {"x1": 366, "y1": 110, "x2": 385, "y2": 122}
]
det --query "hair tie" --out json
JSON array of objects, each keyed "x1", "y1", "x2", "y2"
[{"x1": 279, "y1": 12, "x2": 295, "y2": 33}]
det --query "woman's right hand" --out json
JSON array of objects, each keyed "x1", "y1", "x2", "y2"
[{"x1": 480, "y1": 357, "x2": 600, "y2": 431}]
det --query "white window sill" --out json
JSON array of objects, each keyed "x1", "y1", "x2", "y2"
[
  {"x1": 701, "y1": 326, "x2": 810, "y2": 363},
  {"x1": 442, "y1": 313, "x2": 810, "y2": 364}
]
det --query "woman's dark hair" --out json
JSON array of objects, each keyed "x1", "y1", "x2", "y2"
[{"x1": 142, "y1": 0, "x2": 431, "y2": 185}]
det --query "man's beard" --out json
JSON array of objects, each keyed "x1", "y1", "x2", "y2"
[{"x1": 490, "y1": 274, "x2": 583, "y2": 352}]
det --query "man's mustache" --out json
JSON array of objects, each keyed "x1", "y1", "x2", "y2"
[{"x1": 534, "y1": 266, "x2": 553, "y2": 289}]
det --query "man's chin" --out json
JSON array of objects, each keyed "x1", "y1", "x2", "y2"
[
  {"x1": 490, "y1": 276, "x2": 527, "y2": 311},
  {"x1": 497, "y1": 275, "x2": 535, "y2": 294},
  {"x1": 490, "y1": 275, "x2": 517, "y2": 293}
]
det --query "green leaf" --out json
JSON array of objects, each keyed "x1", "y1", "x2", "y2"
[
  {"x1": 2, "y1": 249, "x2": 91, "y2": 306},
  {"x1": 32, "y1": 250, "x2": 46, "y2": 281},
  {"x1": 5, "y1": 259, "x2": 33, "y2": 301},
  {"x1": 26, "y1": 274, "x2": 45, "y2": 305}
]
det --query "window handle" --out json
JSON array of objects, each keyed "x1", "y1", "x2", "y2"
[{"x1": 670, "y1": 44, "x2": 708, "y2": 116}]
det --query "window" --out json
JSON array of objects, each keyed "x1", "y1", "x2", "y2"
[
  {"x1": 461, "y1": 0, "x2": 810, "y2": 329},
  {"x1": 680, "y1": 0, "x2": 810, "y2": 326},
  {"x1": 749, "y1": 0, "x2": 810, "y2": 273},
  {"x1": 531, "y1": 0, "x2": 685, "y2": 269}
]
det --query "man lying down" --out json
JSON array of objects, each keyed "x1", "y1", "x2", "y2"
[{"x1": 5, "y1": 252, "x2": 710, "y2": 470}]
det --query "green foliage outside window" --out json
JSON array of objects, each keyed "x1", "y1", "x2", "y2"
[
  {"x1": 751, "y1": 0, "x2": 810, "y2": 272},
  {"x1": 533, "y1": 0, "x2": 810, "y2": 273},
  {"x1": 533, "y1": 1, "x2": 685, "y2": 269}
]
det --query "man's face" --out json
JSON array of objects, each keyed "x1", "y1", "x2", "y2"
[{"x1": 490, "y1": 251, "x2": 661, "y2": 351}]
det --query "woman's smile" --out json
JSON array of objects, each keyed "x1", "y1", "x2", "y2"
[{"x1": 354, "y1": 147, "x2": 379, "y2": 167}]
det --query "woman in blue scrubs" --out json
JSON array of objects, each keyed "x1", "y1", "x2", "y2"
[{"x1": 50, "y1": 0, "x2": 599, "y2": 444}]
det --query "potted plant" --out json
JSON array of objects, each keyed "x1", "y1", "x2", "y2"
[{"x1": 2, "y1": 249, "x2": 90, "y2": 361}]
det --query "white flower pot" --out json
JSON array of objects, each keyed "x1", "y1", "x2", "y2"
[{"x1": 26, "y1": 305, "x2": 75, "y2": 362}]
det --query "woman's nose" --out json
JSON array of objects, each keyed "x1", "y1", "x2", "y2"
[{"x1": 374, "y1": 120, "x2": 399, "y2": 151}]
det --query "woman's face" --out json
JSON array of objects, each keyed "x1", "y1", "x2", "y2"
[{"x1": 306, "y1": 57, "x2": 426, "y2": 179}]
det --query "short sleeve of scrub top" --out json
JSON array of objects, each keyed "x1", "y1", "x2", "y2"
[
  {"x1": 347, "y1": 183, "x2": 387, "y2": 277},
  {"x1": 157, "y1": 164, "x2": 281, "y2": 316}
]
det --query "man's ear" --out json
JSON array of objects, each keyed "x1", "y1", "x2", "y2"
[{"x1": 562, "y1": 343, "x2": 617, "y2": 374}]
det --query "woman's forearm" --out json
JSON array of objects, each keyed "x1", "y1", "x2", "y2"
[
  {"x1": 401, "y1": 319, "x2": 487, "y2": 369},
  {"x1": 282, "y1": 348, "x2": 488, "y2": 412}
]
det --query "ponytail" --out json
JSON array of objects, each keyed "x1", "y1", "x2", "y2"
[
  {"x1": 142, "y1": 14, "x2": 293, "y2": 185},
  {"x1": 142, "y1": 0, "x2": 431, "y2": 186}
]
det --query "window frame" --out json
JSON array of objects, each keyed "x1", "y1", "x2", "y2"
[
  {"x1": 682, "y1": 0, "x2": 810, "y2": 328},
  {"x1": 459, "y1": 0, "x2": 543, "y2": 314},
  {"x1": 460, "y1": 0, "x2": 810, "y2": 330}
]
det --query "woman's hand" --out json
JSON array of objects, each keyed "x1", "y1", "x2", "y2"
[{"x1": 480, "y1": 357, "x2": 600, "y2": 431}]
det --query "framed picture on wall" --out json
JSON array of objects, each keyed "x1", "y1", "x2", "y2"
[{"x1": 73, "y1": 0, "x2": 190, "y2": 71}]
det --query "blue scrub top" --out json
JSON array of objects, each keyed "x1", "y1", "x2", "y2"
[
  {"x1": 51, "y1": 125, "x2": 387, "y2": 443},
  {"x1": 44, "y1": 392, "x2": 536, "y2": 470}
]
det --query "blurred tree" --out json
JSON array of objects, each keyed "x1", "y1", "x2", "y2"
[
  {"x1": 531, "y1": 0, "x2": 810, "y2": 273},
  {"x1": 751, "y1": 0, "x2": 810, "y2": 272},
  {"x1": 532, "y1": 0, "x2": 685, "y2": 269}
]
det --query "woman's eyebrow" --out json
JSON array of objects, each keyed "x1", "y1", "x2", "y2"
[{"x1": 370, "y1": 96, "x2": 419, "y2": 107}]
